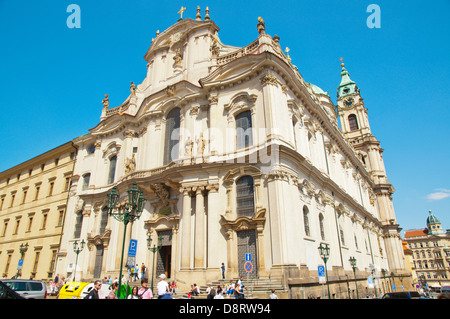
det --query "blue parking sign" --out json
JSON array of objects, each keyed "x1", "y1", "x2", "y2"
[
  {"x1": 245, "y1": 253, "x2": 251, "y2": 261},
  {"x1": 128, "y1": 239, "x2": 137, "y2": 257}
]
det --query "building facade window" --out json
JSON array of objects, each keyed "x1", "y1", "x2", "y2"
[
  {"x1": 235, "y1": 111, "x2": 253, "y2": 149},
  {"x1": 164, "y1": 108, "x2": 180, "y2": 164},
  {"x1": 348, "y1": 114, "x2": 359, "y2": 131},
  {"x1": 82, "y1": 173, "x2": 91, "y2": 191},
  {"x1": 303, "y1": 206, "x2": 310, "y2": 237},
  {"x1": 319, "y1": 213, "x2": 325, "y2": 240},
  {"x1": 236, "y1": 176, "x2": 255, "y2": 217},
  {"x1": 108, "y1": 156, "x2": 117, "y2": 184}
]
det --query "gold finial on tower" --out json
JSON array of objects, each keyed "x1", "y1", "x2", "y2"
[
  {"x1": 196, "y1": 6, "x2": 201, "y2": 20},
  {"x1": 340, "y1": 57, "x2": 345, "y2": 67},
  {"x1": 178, "y1": 6, "x2": 186, "y2": 20},
  {"x1": 205, "y1": 6, "x2": 210, "y2": 21},
  {"x1": 257, "y1": 16, "x2": 265, "y2": 35}
]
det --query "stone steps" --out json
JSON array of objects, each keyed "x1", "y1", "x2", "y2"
[{"x1": 182, "y1": 277, "x2": 289, "y2": 299}]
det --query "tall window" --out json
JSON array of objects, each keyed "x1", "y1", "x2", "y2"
[
  {"x1": 99, "y1": 206, "x2": 109, "y2": 234},
  {"x1": 73, "y1": 211, "x2": 83, "y2": 238},
  {"x1": 236, "y1": 176, "x2": 255, "y2": 217},
  {"x1": 82, "y1": 173, "x2": 91, "y2": 191},
  {"x1": 348, "y1": 114, "x2": 359, "y2": 131},
  {"x1": 319, "y1": 213, "x2": 325, "y2": 240},
  {"x1": 303, "y1": 206, "x2": 310, "y2": 236},
  {"x1": 108, "y1": 156, "x2": 117, "y2": 184},
  {"x1": 236, "y1": 111, "x2": 253, "y2": 149},
  {"x1": 164, "y1": 108, "x2": 180, "y2": 164}
]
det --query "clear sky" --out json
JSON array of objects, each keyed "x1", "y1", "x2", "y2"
[{"x1": 0, "y1": 0, "x2": 449, "y2": 233}]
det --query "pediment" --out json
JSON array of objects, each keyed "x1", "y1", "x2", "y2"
[{"x1": 144, "y1": 18, "x2": 219, "y2": 62}]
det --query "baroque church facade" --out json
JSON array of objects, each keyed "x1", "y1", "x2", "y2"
[{"x1": 53, "y1": 9, "x2": 410, "y2": 297}]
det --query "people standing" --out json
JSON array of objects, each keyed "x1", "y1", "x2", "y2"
[
  {"x1": 221, "y1": 262, "x2": 226, "y2": 279},
  {"x1": 138, "y1": 278, "x2": 153, "y2": 299},
  {"x1": 140, "y1": 263, "x2": 146, "y2": 279},
  {"x1": 84, "y1": 280, "x2": 102, "y2": 299}
]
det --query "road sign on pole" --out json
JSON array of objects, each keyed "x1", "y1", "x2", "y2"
[
  {"x1": 245, "y1": 253, "x2": 251, "y2": 262},
  {"x1": 128, "y1": 239, "x2": 137, "y2": 257},
  {"x1": 244, "y1": 261, "x2": 253, "y2": 272},
  {"x1": 318, "y1": 265, "x2": 326, "y2": 284},
  {"x1": 17, "y1": 259, "x2": 24, "y2": 271}
]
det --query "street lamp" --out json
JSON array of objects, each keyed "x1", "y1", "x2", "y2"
[
  {"x1": 17, "y1": 242, "x2": 29, "y2": 278},
  {"x1": 318, "y1": 243, "x2": 331, "y2": 299},
  {"x1": 147, "y1": 234, "x2": 162, "y2": 294},
  {"x1": 349, "y1": 256, "x2": 359, "y2": 299},
  {"x1": 107, "y1": 182, "x2": 146, "y2": 299},
  {"x1": 72, "y1": 239, "x2": 85, "y2": 282}
]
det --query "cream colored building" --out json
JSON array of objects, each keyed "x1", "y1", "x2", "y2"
[
  {"x1": 0, "y1": 142, "x2": 76, "y2": 281},
  {"x1": 47, "y1": 9, "x2": 409, "y2": 298},
  {"x1": 404, "y1": 211, "x2": 450, "y2": 291}
]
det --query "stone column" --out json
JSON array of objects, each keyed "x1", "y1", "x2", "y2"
[
  {"x1": 194, "y1": 186, "x2": 205, "y2": 269},
  {"x1": 180, "y1": 188, "x2": 191, "y2": 269},
  {"x1": 206, "y1": 184, "x2": 219, "y2": 269}
]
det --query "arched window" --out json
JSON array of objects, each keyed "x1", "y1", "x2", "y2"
[
  {"x1": 235, "y1": 111, "x2": 253, "y2": 149},
  {"x1": 319, "y1": 213, "x2": 325, "y2": 240},
  {"x1": 164, "y1": 108, "x2": 180, "y2": 164},
  {"x1": 236, "y1": 175, "x2": 255, "y2": 217},
  {"x1": 82, "y1": 173, "x2": 91, "y2": 191},
  {"x1": 348, "y1": 114, "x2": 359, "y2": 131},
  {"x1": 303, "y1": 206, "x2": 310, "y2": 237},
  {"x1": 108, "y1": 155, "x2": 117, "y2": 184}
]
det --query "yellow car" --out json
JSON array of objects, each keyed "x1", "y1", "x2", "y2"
[{"x1": 58, "y1": 282, "x2": 89, "y2": 299}]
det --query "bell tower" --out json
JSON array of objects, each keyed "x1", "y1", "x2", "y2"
[{"x1": 336, "y1": 58, "x2": 408, "y2": 275}]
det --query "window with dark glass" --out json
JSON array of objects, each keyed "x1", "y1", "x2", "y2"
[
  {"x1": 348, "y1": 114, "x2": 359, "y2": 131},
  {"x1": 164, "y1": 108, "x2": 180, "y2": 164},
  {"x1": 236, "y1": 176, "x2": 255, "y2": 217},
  {"x1": 108, "y1": 156, "x2": 117, "y2": 184},
  {"x1": 235, "y1": 111, "x2": 253, "y2": 149}
]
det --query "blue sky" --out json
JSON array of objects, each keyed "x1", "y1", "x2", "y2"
[{"x1": 0, "y1": 0, "x2": 449, "y2": 233}]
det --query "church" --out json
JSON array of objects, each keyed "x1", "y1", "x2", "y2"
[{"x1": 54, "y1": 7, "x2": 410, "y2": 298}]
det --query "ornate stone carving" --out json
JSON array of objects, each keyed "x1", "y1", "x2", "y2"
[{"x1": 260, "y1": 74, "x2": 278, "y2": 87}]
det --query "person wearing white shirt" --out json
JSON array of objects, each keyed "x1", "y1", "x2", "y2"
[{"x1": 157, "y1": 274, "x2": 171, "y2": 299}]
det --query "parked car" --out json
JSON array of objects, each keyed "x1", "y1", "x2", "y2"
[
  {"x1": 2, "y1": 279, "x2": 47, "y2": 299},
  {"x1": 381, "y1": 291, "x2": 429, "y2": 299},
  {"x1": 0, "y1": 280, "x2": 25, "y2": 299}
]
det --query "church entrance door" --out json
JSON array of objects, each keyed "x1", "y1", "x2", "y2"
[{"x1": 237, "y1": 229, "x2": 258, "y2": 278}]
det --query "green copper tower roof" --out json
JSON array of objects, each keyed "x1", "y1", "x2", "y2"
[
  {"x1": 427, "y1": 210, "x2": 444, "y2": 235},
  {"x1": 337, "y1": 58, "x2": 358, "y2": 99}
]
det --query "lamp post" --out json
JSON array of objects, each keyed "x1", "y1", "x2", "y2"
[
  {"x1": 17, "y1": 242, "x2": 29, "y2": 278},
  {"x1": 107, "y1": 182, "x2": 146, "y2": 299},
  {"x1": 72, "y1": 239, "x2": 85, "y2": 282},
  {"x1": 147, "y1": 234, "x2": 162, "y2": 294},
  {"x1": 318, "y1": 243, "x2": 331, "y2": 299},
  {"x1": 349, "y1": 256, "x2": 359, "y2": 299}
]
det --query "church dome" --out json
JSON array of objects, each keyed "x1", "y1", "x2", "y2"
[
  {"x1": 427, "y1": 210, "x2": 440, "y2": 225},
  {"x1": 308, "y1": 83, "x2": 329, "y2": 97}
]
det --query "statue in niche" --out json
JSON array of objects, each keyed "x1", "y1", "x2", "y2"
[
  {"x1": 196, "y1": 133, "x2": 206, "y2": 162},
  {"x1": 173, "y1": 48, "x2": 182, "y2": 67},
  {"x1": 125, "y1": 153, "x2": 136, "y2": 174}
]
